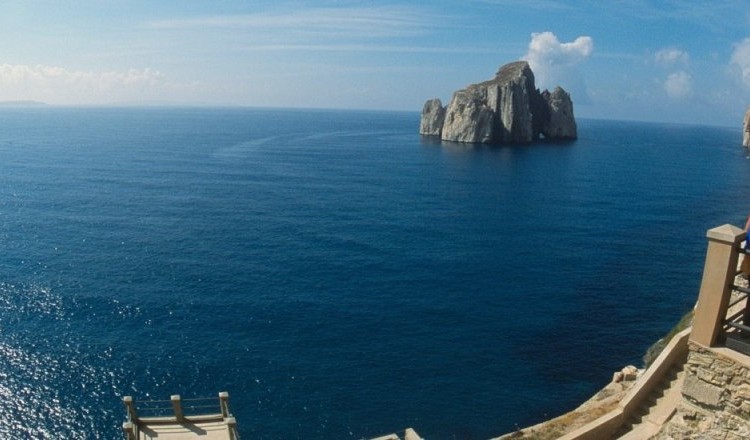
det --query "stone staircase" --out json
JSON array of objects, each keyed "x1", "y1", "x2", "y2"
[{"x1": 613, "y1": 364, "x2": 685, "y2": 440}]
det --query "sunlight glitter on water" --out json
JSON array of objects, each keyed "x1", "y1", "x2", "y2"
[
  {"x1": 0, "y1": 341, "x2": 81, "y2": 437},
  {"x1": 0, "y1": 282, "x2": 124, "y2": 438}
]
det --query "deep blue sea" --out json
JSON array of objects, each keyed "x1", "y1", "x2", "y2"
[{"x1": 0, "y1": 107, "x2": 748, "y2": 439}]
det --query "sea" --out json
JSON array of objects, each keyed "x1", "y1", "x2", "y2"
[{"x1": 0, "y1": 107, "x2": 747, "y2": 439}]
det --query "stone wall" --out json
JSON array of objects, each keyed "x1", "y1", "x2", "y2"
[{"x1": 654, "y1": 342, "x2": 750, "y2": 440}]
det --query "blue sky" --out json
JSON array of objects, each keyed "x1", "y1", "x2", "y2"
[{"x1": 1, "y1": 1, "x2": 750, "y2": 126}]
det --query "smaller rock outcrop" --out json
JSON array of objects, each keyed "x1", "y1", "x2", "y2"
[
  {"x1": 419, "y1": 60, "x2": 577, "y2": 145},
  {"x1": 743, "y1": 107, "x2": 750, "y2": 147},
  {"x1": 419, "y1": 98, "x2": 446, "y2": 136},
  {"x1": 540, "y1": 87, "x2": 577, "y2": 140}
]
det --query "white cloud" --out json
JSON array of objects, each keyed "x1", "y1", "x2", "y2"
[
  {"x1": 730, "y1": 37, "x2": 750, "y2": 87},
  {"x1": 521, "y1": 31, "x2": 593, "y2": 103},
  {"x1": 523, "y1": 32, "x2": 593, "y2": 69},
  {"x1": 522, "y1": 32, "x2": 592, "y2": 87},
  {"x1": 655, "y1": 48, "x2": 689, "y2": 67},
  {"x1": 0, "y1": 64, "x2": 164, "y2": 104},
  {"x1": 654, "y1": 48, "x2": 692, "y2": 99},
  {"x1": 664, "y1": 71, "x2": 692, "y2": 98}
]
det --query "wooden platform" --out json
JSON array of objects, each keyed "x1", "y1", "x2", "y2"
[
  {"x1": 129, "y1": 416, "x2": 236, "y2": 440},
  {"x1": 122, "y1": 393, "x2": 238, "y2": 440}
]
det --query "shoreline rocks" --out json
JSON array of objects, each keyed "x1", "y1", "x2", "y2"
[
  {"x1": 420, "y1": 61, "x2": 577, "y2": 145},
  {"x1": 493, "y1": 364, "x2": 641, "y2": 440}
]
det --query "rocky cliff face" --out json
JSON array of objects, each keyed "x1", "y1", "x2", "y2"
[
  {"x1": 419, "y1": 61, "x2": 577, "y2": 144},
  {"x1": 743, "y1": 107, "x2": 750, "y2": 147}
]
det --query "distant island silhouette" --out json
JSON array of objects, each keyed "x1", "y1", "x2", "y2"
[{"x1": 0, "y1": 100, "x2": 47, "y2": 106}]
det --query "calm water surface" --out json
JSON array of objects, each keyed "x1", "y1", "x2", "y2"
[{"x1": 0, "y1": 107, "x2": 748, "y2": 439}]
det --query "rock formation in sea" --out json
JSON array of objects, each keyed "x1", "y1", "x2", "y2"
[
  {"x1": 419, "y1": 98, "x2": 446, "y2": 136},
  {"x1": 540, "y1": 87, "x2": 577, "y2": 140},
  {"x1": 743, "y1": 107, "x2": 750, "y2": 147},
  {"x1": 419, "y1": 60, "x2": 577, "y2": 144}
]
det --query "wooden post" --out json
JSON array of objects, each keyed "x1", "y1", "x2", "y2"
[
  {"x1": 226, "y1": 416, "x2": 237, "y2": 440},
  {"x1": 691, "y1": 224, "x2": 745, "y2": 347},
  {"x1": 171, "y1": 394, "x2": 184, "y2": 420},
  {"x1": 122, "y1": 421, "x2": 136, "y2": 440},
  {"x1": 219, "y1": 391, "x2": 230, "y2": 418},
  {"x1": 122, "y1": 396, "x2": 137, "y2": 421}
]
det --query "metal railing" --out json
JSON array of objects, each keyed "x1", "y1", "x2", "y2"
[
  {"x1": 725, "y1": 247, "x2": 750, "y2": 355},
  {"x1": 123, "y1": 393, "x2": 230, "y2": 420}
]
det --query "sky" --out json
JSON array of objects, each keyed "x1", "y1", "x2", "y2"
[{"x1": 2, "y1": 1, "x2": 750, "y2": 126}]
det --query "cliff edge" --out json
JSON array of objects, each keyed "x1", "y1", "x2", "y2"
[{"x1": 420, "y1": 61, "x2": 576, "y2": 144}]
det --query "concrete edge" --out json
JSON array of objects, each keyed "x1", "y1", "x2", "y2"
[
  {"x1": 557, "y1": 327, "x2": 691, "y2": 440},
  {"x1": 370, "y1": 428, "x2": 422, "y2": 440},
  {"x1": 618, "y1": 327, "x2": 691, "y2": 413}
]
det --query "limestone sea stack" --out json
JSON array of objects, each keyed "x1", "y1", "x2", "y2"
[
  {"x1": 420, "y1": 98, "x2": 446, "y2": 136},
  {"x1": 419, "y1": 60, "x2": 577, "y2": 144},
  {"x1": 743, "y1": 107, "x2": 750, "y2": 147}
]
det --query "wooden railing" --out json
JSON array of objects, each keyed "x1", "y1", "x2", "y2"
[{"x1": 122, "y1": 391, "x2": 239, "y2": 440}]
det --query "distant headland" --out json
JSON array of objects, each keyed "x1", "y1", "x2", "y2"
[{"x1": 419, "y1": 60, "x2": 576, "y2": 145}]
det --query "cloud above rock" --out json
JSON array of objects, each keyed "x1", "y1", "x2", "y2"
[
  {"x1": 523, "y1": 32, "x2": 592, "y2": 76},
  {"x1": 522, "y1": 31, "x2": 593, "y2": 102}
]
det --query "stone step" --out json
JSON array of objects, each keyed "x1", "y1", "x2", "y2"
[{"x1": 614, "y1": 368, "x2": 685, "y2": 439}]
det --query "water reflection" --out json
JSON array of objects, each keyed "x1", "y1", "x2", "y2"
[{"x1": 0, "y1": 282, "x2": 123, "y2": 439}]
